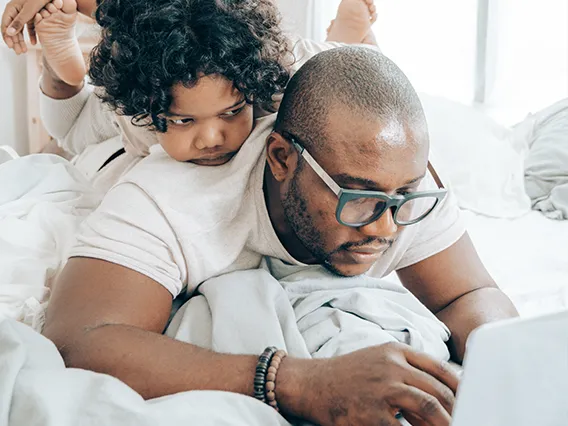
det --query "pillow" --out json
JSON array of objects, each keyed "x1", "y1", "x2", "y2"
[
  {"x1": 419, "y1": 93, "x2": 531, "y2": 218},
  {"x1": 516, "y1": 98, "x2": 568, "y2": 220}
]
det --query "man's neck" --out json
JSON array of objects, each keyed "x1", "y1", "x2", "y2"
[{"x1": 262, "y1": 164, "x2": 318, "y2": 264}]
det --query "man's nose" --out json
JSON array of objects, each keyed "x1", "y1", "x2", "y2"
[
  {"x1": 194, "y1": 125, "x2": 224, "y2": 149},
  {"x1": 357, "y1": 207, "x2": 398, "y2": 238}
]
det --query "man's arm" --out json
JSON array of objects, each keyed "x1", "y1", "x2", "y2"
[
  {"x1": 42, "y1": 258, "x2": 274, "y2": 400},
  {"x1": 44, "y1": 257, "x2": 460, "y2": 426},
  {"x1": 397, "y1": 232, "x2": 519, "y2": 363},
  {"x1": 46, "y1": 181, "x2": 458, "y2": 425}
]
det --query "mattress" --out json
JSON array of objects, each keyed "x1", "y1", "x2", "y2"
[{"x1": 463, "y1": 210, "x2": 568, "y2": 316}]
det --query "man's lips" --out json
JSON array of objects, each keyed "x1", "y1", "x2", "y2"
[
  {"x1": 342, "y1": 245, "x2": 391, "y2": 263},
  {"x1": 345, "y1": 246, "x2": 388, "y2": 254}
]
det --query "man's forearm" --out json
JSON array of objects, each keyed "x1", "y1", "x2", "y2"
[
  {"x1": 44, "y1": 322, "x2": 312, "y2": 416},
  {"x1": 41, "y1": 55, "x2": 84, "y2": 99},
  {"x1": 436, "y1": 287, "x2": 518, "y2": 363}
]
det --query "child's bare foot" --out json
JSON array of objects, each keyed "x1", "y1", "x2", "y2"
[
  {"x1": 34, "y1": 0, "x2": 86, "y2": 86},
  {"x1": 326, "y1": 0, "x2": 377, "y2": 44}
]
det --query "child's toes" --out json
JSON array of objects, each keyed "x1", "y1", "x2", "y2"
[
  {"x1": 46, "y1": 3, "x2": 59, "y2": 13},
  {"x1": 34, "y1": 12, "x2": 43, "y2": 25}
]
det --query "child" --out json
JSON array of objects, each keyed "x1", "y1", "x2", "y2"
[{"x1": 23, "y1": 0, "x2": 378, "y2": 189}]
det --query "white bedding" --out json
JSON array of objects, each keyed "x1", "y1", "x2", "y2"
[
  {"x1": 464, "y1": 211, "x2": 568, "y2": 316},
  {"x1": 0, "y1": 154, "x2": 100, "y2": 324},
  {"x1": 0, "y1": 248, "x2": 450, "y2": 426},
  {"x1": 0, "y1": 131, "x2": 566, "y2": 425}
]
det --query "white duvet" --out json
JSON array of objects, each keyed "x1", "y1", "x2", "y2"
[
  {"x1": 0, "y1": 154, "x2": 447, "y2": 425},
  {"x1": 0, "y1": 154, "x2": 100, "y2": 325},
  {"x1": 1, "y1": 149, "x2": 566, "y2": 425},
  {"x1": 0, "y1": 317, "x2": 287, "y2": 426}
]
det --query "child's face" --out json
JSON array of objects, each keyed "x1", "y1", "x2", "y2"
[{"x1": 157, "y1": 75, "x2": 254, "y2": 165}]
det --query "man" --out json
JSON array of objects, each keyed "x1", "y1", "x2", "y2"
[{"x1": 43, "y1": 47, "x2": 518, "y2": 425}]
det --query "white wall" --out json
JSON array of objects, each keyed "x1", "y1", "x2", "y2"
[
  {"x1": 304, "y1": 0, "x2": 480, "y2": 104},
  {"x1": 276, "y1": 0, "x2": 318, "y2": 38},
  {"x1": 484, "y1": 0, "x2": 568, "y2": 122},
  {"x1": 0, "y1": 46, "x2": 28, "y2": 155}
]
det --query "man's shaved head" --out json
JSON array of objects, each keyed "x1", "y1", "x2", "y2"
[
  {"x1": 274, "y1": 46, "x2": 428, "y2": 152},
  {"x1": 267, "y1": 46, "x2": 433, "y2": 277}
]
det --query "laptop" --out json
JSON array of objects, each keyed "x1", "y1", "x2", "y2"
[{"x1": 451, "y1": 309, "x2": 568, "y2": 426}]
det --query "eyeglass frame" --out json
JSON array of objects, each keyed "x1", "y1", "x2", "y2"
[{"x1": 279, "y1": 131, "x2": 448, "y2": 228}]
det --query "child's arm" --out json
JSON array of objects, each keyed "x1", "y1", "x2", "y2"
[{"x1": 40, "y1": 55, "x2": 120, "y2": 156}]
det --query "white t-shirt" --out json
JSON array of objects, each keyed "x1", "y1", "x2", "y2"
[
  {"x1": 39, "y1": 37, "x2": 346, "y2": 158},
  {"x1": 70, "y1": 114, "x2": 466, "y2": 297},
  {"x1": 38, "y1": 37, "x2": 347, "y2": 194}
]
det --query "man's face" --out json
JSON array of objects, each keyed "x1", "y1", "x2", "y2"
[
  {"x1": 281, "y1": 106, "x2": 429, "y2": 276},
  {"x1": 157, "y1": 74, "x2": 254, "y2": 165}
]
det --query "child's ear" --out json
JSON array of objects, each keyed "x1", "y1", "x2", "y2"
[{"x1": 265, "y1": 132, "x2": 298, "y2": 182}]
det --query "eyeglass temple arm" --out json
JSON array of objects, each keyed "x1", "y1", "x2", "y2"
[
  {"x1": 293, "y1": 142, "x2": 342, "y2": 195},
  {"x1": 294, "y1": 138, "x2": 444, "y2": 191},
  {"x1": 428, "y1": 161, "x2": 445, "y2": 189}
]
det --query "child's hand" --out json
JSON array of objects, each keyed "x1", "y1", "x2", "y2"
[{"x1": 2, "y1": 0, "x2": 51, "y2": 53}]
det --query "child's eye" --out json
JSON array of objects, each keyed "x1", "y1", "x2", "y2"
[
  {"x1": 221, "y1": 106, "x2": 245, "y2": 118},
  {"x1": 168, "y1": 117, "x2": 194, "y2": 126}
]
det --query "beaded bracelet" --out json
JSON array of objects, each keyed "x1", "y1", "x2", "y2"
[
  {"x1": 254, "y1": 346, "x2": 287, "y2": 410},
  {"x1": 265, "y1": 349, "x2": 287, "y2": 411},
  {"x1": 254, "y1": 346, "x2": 277, "y2": 402}
]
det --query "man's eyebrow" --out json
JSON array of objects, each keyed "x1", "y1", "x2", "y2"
[
  {"x1": 333, "y1": 173, "x2": 426, "y2": 191},
  {"x1": 400, "y1": 174, "x2": 426, "y2": 187},
  {"x1": 165, "y1": 98, "x2": 246, "y2": 117}
]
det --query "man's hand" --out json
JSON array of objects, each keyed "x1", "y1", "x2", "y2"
[
  {"x1": 1, "y1": 0, "x2": 50, "y2": 53},
  {"x1": 290, "y1": 342, "x2": 459, "y2": 426}
]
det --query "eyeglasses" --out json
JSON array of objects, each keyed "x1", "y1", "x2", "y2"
[{"x1": 280, "y1": 131, "x2": 447, "y2": 228}]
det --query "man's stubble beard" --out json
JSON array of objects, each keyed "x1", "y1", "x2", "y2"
[{"x1": 281, "y1": 173, "x2": 349, "y2": 276}]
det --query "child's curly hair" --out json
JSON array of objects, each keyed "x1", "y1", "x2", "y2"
[{"x1": 89, "y1": 0, "x2": 292, "y2": 132}]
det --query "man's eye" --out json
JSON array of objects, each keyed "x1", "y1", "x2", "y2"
[{"x1": 168, "y1": 118, "x2": 194, "y2": 126}]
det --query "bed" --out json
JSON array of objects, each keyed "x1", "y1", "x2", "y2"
[
  {"x1": 419, "y1": 93, "x2": 568, "y2": 317},
  {"x1": 465, "y1": 210, "x2": 568, "y2": 316},
  {"x1": 3, "y1": 93, "x2": 568, "y2": 321},
  {"x1": 1, "y1": 92, "x2": 567, "y2": 425}
]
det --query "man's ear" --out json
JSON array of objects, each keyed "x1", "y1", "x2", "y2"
[{"x1": 266, "y1": 132, "x2": 298, "y2": 182}]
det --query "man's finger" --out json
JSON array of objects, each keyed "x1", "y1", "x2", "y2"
[
  {"x1": 404, "y1": 349, "x2": 460, "y2": 394},
  {"x1": 404, "y1": 367, "x2": 456, "y2": 415},
  {"x1": 376, "y1": 415, "x2": 400, "y2": 426},
  {"x1": 27, "y1": 21, "x2": 37, "y2": 45},
  {"x1": 403, "y1": 412, "x2": 435, "y2": 426},
  {"x1": 7, "y1": 0, "x2": 50, "y2": 35},
  {"x1": 390, "y1": 385, "x2": 451, "y2": 426},
  {"x1": 19, "y1": 31, "x2": 27, "y2": 52},
  {"x1": 16, "y1": 31, "x2": 27, "y2": 53},
  {"x1": 2, "y1": 5, "x2": 19, "y2": 44},
  {"x1": 13, "y1": 37, "x2": 22, "y2": 54}
]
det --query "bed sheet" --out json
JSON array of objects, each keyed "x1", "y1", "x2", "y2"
[{"x1": 463, "y1": 210, "x2": 568, "y2": 316}]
